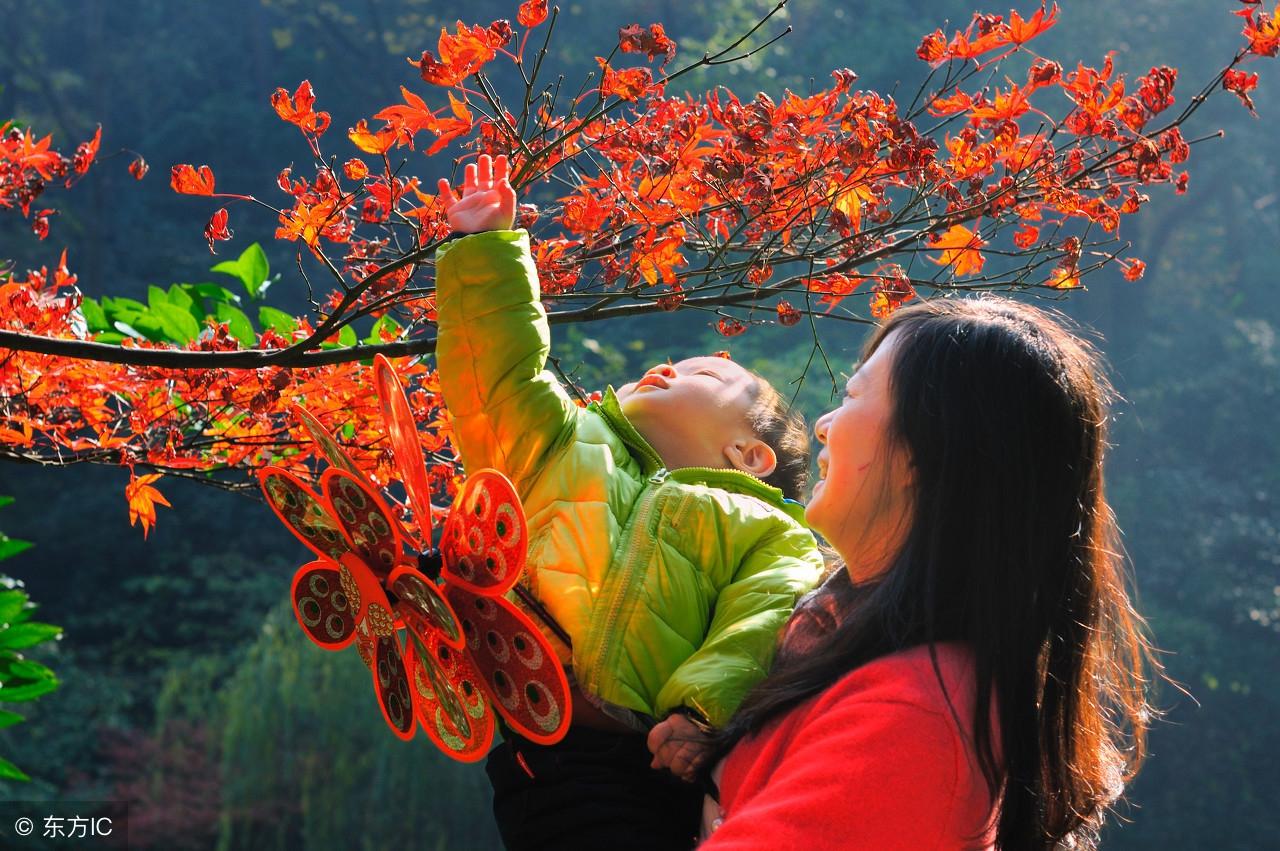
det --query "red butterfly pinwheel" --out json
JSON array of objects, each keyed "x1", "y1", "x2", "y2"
[{"x1": 258, "y1": 354, "x2": 571, "y2": 761}]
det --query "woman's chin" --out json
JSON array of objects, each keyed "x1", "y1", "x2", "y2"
[{"x1": 804, "y1": 481, "x2": 826, "y2": 524}]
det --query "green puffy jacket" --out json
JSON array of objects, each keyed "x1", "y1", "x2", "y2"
[{"x1": 435, "y1": 230, "x2": 824, "y2": 728}]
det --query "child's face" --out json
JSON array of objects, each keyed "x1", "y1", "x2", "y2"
[{"x1": 616, "y1": 356, "x2": 761, "y2": 471}]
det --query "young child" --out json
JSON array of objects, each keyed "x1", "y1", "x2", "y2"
[{"x1": 433, "y1": 154, "x2": 824, "y2": 850}]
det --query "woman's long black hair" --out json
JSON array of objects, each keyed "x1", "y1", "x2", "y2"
[{"x1": 716, "y1": 297, "x2": 1157, "y2": 850}]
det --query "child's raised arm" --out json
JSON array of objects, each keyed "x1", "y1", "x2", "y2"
[{"x1": 434, "y1": 155, "x2": 578, "y2": 494}]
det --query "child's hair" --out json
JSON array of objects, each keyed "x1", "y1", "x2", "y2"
[{"x1": 746, "y1": 375, "x2": 810, "y2": 501}]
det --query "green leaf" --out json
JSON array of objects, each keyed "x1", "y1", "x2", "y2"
[
  {"x1": 184, "y1": 282, "x2": 240, "y2": 304},
  {"x1": 0, "y1": 496, "x2": 12, "y2": 509},
  {"x1": 167, "y1": 283, "x2": 196, "y2": 314},
  {"x1": 258, "y1": 306, "x2": 298, "y2": 337},
  {"x1": 0, "y1": 591, "x2": 27, "y2": 624},
  {"x1": 147, "y1": 285, "x2": 168, "y2": 312},
  {"x1": 80, "y1": 297, "x2": 109, "y2": 332},
  {"x1": 213, "y1": 303, "x2": 256, "y2": 346},
  {"x1": 113, "y1": 313, "x2": 168, "y2": 343},
  {"x1": 0, "y1": 539, "x2": 32, "y2": 562},
  {"x1": 0, "y1": 678, "x2": 57, "y2": 703},
  {"x1": 211, "y1": 243, "x2": 271, "y2": 300},
  {"x1": 4, "y1": 659, "x2": 54, "y2": 680},
  {"x1": 319, "y1": 325, "x2": 359, "y2": 350},
  {"x1": 364, "y1": 315, "x2": 401, "y2": 345},
  {"x1": 0, "y1": 756, "x2": 31, "y2": 782},
  {"x1": 0, "y1": 623, "x2": 61, "y2": 650},
  {"x1": 92, "y1": 331, "x2": 127, "y2": 345},
  {"x1": 101, "y1": 295, "x2": 147, "y2": 319},
  {"x1": 153, "y1": 302, "x2": 200, "y2": 343},
  {"x1": 0, "y1": 709, "x2": 26, "y2": 729}
]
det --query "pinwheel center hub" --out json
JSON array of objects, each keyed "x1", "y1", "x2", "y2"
[{"x1": 418, "y1": 546, "x2": 444, "y2": 582}]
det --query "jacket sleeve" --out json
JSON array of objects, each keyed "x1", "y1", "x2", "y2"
[
  {"x1": 699, "y1": 697, "x2": 967, "y2": 850},
  {"x1": 434, "y1": 229, "x2": 578, "y2": 496},
  {"x1": 653, "y1": 518, "x2": 823, "y2": 728}
]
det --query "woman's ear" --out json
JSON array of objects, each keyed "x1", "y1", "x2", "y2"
[{"x1": 724, "y1": 437, "x2": 778, "y2": 479}]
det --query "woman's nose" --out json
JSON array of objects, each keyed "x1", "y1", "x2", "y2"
[
  {"x1": 647, "y1": 363, "x2": 677, "y2": 379},
  {"x1": 814, "y1": 411, "x2": 831, "y2": 444}
]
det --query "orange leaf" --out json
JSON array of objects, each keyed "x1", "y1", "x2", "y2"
[
  {"x1": 1008, "y1": 3, "x2": 1059, "y2": 45},
  {"x1": 596, "y1": 58, "x2": 654, "y2": 101},
  {"x1": 348, "y1": 119, "x2": 398, "y2": 155},
  {"x1": 126, "y1": 471, "x2": 171, "y2": 539},
  {"x1": 170, "y1": 164, "x2": 215, "y2": 195},
  {"x1": 928, "y1": 224, "x2": 987, "y2": 276},
  {"x1": 1047, "y1": 265, "x2": 1080, "y2": 289},
  {"x1": 271, "y1": 80, "x2": 332, "y2": 135},
  {"x1": 344, "y1": 158, "x2": 369, "y2": 180},
  {"x1": 970, "y1": 82, "x2": 1031, "y2": 123},
  {"x1": 928, "y1": 88, "x2": 973, "y2": 117},
  {"x1": 128, "y1": 156, "x2": 150, "y2": 180},
  {"x1": 1120, "y1": 258, "x2": 1146, "y2": 281},
  {"x1": 1013, "y1": 224, "x2": 1039, "y2": 249}
]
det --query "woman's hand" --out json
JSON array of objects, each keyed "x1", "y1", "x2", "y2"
[
  {"x1": 648, "y1": 712, "x2": 713, "y2": 782},
  {"x1": 436, "y1": 153, "x2": 516, "y2": 234}
]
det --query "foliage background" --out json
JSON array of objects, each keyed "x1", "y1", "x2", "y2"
[{"x1": 1, "y1": 0, "x2": 1276, "y2": 848}]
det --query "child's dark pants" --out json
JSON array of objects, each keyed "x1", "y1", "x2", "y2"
[{"x1": 485, "y1": 726, "x2": 702, "y2": 851}]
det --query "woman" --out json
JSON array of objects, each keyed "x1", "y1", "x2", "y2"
[{"x1": 694, "y1": 297, "x2": 1158, "y2": 850}]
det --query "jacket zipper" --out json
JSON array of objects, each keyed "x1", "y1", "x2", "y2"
[{"x1": 587, "y1": 467, "x2": 669, "y2": 691}]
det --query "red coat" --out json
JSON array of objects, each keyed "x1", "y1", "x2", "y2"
[{"x1": 702, "y1": 643, "x2": 998, "y2": 850}]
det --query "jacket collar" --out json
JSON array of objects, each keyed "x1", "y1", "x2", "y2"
[{"x1": 593, "y1": 387, "x2": 810, "y2": 526}]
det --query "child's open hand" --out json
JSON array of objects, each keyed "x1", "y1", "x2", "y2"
[
  {"x1": 437, "y1": 153, "x2": 516, "y2": 234},
  {"x1": 648, "y1": 712, "x2": 713, "y2": 783}
]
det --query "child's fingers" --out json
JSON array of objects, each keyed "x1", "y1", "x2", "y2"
[
  {"x1": 463, "y1": 161, "x2": 478, "y2": 194},
  {"x1": 647, "y1": 719, "x2": 673, "y2": 756},
  {"x1": 477, "y1": 154, "x2": 493, "y2": 191},
  {"x1": 493, "y1": 154, "x2": 509, "y2": 184},
  {"x1": 669, "y1": 742, "x2": 709, "y2": 781},
  {"x1": 436, "y1": 179, "x2": 455, "y2": 208}
]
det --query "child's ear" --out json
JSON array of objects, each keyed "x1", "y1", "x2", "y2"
[{"x1": 724, "y1": 437, "x2": 777, "y2": 479}]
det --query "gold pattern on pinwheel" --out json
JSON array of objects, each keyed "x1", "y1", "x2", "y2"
[
  {"x1": 339, "y1": 564, "x2": 362, "y2": 613},
  {"x1": 366, "y1": 601, "x2": 396, "y2": 638}
]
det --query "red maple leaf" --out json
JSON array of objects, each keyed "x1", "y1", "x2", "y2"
[
  {"x1": 1120, "y1": 258, "x2": 1146, "y2": 281},
  {"x1": 270, "y1": 80, "x2": 332, "y2": 135},
  {"x1": 596, "y1": 58, "x2": 655, "y2": 101},
  {"x1": 71, "y1": 125, "x2": 101, "y2": 176},
  {"x1": 205, "y1": 208, "x2": 232, "y2": 253},
  {"x1": 1241, "y1": 3, "x2": 1280, "y2": 56},
  {"x1": 417, "y1": 22, "x2": 498, "y2": 87},
  {"x1": 775, "y1": 301, "x2": 803, "y2": 326},
  {"x1": 1008, "y1": 3, "x2": 1059, "y2": 45},
  {"x1": 928, "y1": 88, "x2": 973, "y2": 117},
  {"x1": 716, "y1": 317, "x2": 747, "y2": 337},
  {"x1": 518, "y1": 0, "x2": 548, "y2": 28},
  {"x1": 31, "y1": 209, "x2": 54, "y2": 240},
  {"x1": 170, "y1": 164, "x2": 216, "y2": 195},
  {"x1": 1223, "y1": 68, "x2": 1261, "y2": 114},
  {"x1": 618, "y1": 23, "x2": 677, "y2": 68},
  {"x1": 128, "y1": 156, "x2": 150, "y2": 180},
  {"x1": 344, "y1": 158, "x2": 370, "y2": 180}
]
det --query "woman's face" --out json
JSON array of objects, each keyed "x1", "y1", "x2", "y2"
[{"x1": 807, "y1": 331, "x2": 915, "y2": 578}]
